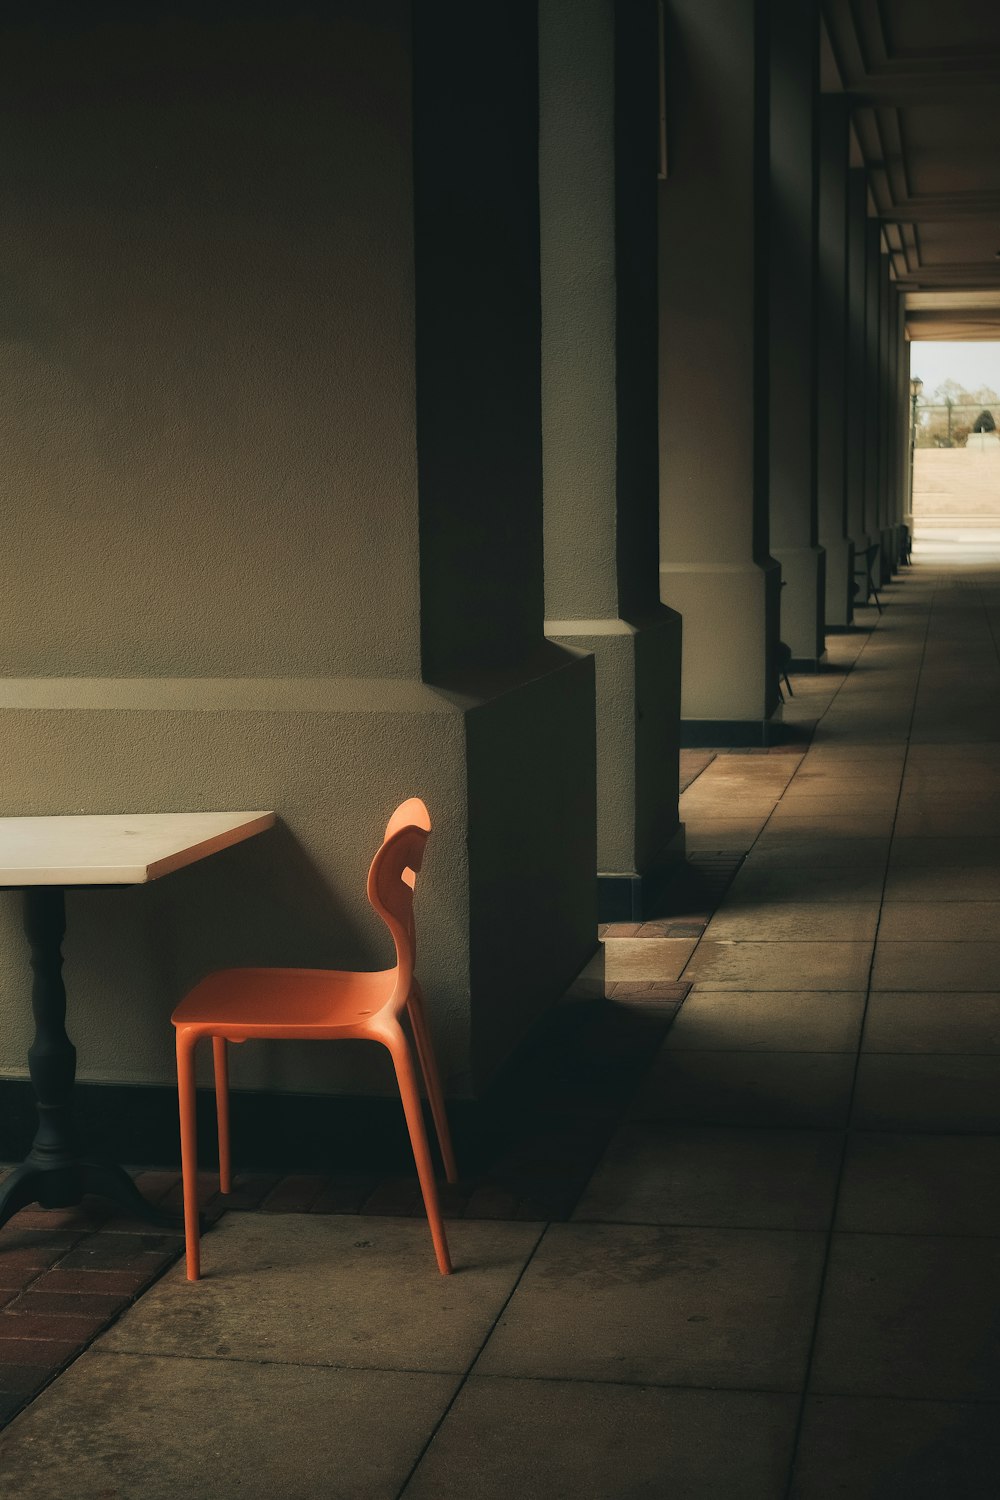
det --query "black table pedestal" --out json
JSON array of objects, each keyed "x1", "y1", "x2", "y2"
[{"x1": 0, "y1": 886, "x2": 182, "y2": 1232}]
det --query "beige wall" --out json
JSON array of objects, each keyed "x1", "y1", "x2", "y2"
[{"x1": 0, "y1": 7, "x2": 420, "y2": 681}]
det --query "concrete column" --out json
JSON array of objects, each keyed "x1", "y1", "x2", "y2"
[
  {"x1": 845, "y1": 172, "x2": 871, "y2": 595},
  {"x1": 541, "y1": 0, "x2": 683, "y2": 919},
  {"x1": 885, "y1": 283, "x2": 904, "y2": 565},
  {"x1": 659, "y1": 0, "x2": 780, "y2": 741},
  {"x1": 863, "y1": 219, "x2": 883, "y2": 569},
  {"x1": 815, "y1": 97, "x2": 853, "y2": 627},
  {"x1": 0, "y1": 3, "x2": 597, "y2": 1117},
  {"x1": 901, "y1": 302, "x2": 915, "y2": 543},
  {"x1": 768, "y1": 0, "x2": 825, "y2": 667},
  {"x1": 877, "y1": 247, "x2": 895, "y2": 582}
]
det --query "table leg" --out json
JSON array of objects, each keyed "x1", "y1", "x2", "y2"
[{"x1": 0, "y1": 887, "x2": 182, "y2": 1232}]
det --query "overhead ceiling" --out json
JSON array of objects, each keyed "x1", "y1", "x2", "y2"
[{"x1": 823, "y1": 0, "x2": 1000, "y2": 340}]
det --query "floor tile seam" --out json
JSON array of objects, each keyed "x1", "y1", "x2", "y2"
[
  {"x1": 392, "y1": 1222, "x2": 549, "y2": 1500},
  {"x1": 663, "y1": 1046, "x2": 868, "y2": 1056},
  {"x1": 91, "y1": 1346, "x2": 471, "y2": 1379},
  {"x1": 797, "y1": 1388, "x2": 1000, "y2": 1407},
  {"x1": 413, "y1": 1369, "x2": 806, "y2": 1398},
  {"x1": 781, "y1": 574, "x2": 934, "y2": 1500},
  {"x1": 570, "y1": 1217, "x2": 1000, "y2": 1242}
]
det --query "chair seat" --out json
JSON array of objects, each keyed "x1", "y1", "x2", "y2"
[{"x1": 172, "y1": 965, "x2": 399, "y2": 1035}]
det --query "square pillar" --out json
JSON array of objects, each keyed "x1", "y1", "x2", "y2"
[
  {"x1": 815, "y1": 97, "x2": 853, "y2": 626},
  {"x1": 541, "y1": 0, "x2": 683, "y2": 920},
  {"x1": 659, "y1": 0, "x2": 780, "y2": 741},
  {"x1": 845, "y1": 171, "x2": 872, "y2": 584},
  {"x1": 768, "y1": 0, "x2": 825, "y2": 667}
]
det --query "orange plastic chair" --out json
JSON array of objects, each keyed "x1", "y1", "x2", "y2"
[{"x1": 171, "y1": 798, "x2": 457, "y2": 1280}]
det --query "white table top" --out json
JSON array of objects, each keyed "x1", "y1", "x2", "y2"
[{"x1": 0, "y1": 812, "x2": 276, "y2": 886}]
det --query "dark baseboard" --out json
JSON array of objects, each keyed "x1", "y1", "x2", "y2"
[
  {"x1": 598, "y1": 869, "x2": 673, "y2": 922},
  {"x1": 679, "y1": 718, "x2": 809, "y2": 748},
  {"x1": 789, "y1": 656, "x2": 823, "y2": 672},
  {"x1": 0, "y1": 1077, "x2": 484, "y2": 1178},
  {"x1": 597, "y1": 827, "x2": 687, "y2": 921},
  {"x1": 826, "y1": 624, "x2": 874, "y2": 635},
  {"x1": 0, "y1": 976, "x2": 677, "y2": 1184}
]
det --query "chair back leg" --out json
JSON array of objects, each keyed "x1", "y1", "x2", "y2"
[
  {"x1": 212, "y1": 1036, "x2": 232, "y2": 1195},
  {"x1": 175, "y1": 1029, "x2": 202, "y2": 1281},
  {"x1": 406, "y1": 989, "x2": 459, "y2": 1184},
  {"x1": 384, "y1": 1026, "x2": 452, "y2": 1274}
]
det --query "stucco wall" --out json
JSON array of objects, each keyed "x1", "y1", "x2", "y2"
[{"x1": 0, "y1": 5, "x2": 420, "y2": 679}]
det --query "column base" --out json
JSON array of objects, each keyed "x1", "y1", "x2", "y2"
[
  {"x1": 597, "y1": 826, "x2": 687, "y2": 921},
  {"x1": 660, "y1": 559, "x2": 782, "y2": 721},
  {"x1": 820, "y1": 536, "x2": 855, "y2": 627},
  {"x1": 679, "y1": 715, "x2": 807, "y2": 748},
  {"x1": 771, "y1": 545, "x2": 826, "y2": 662},
  {"x1": 546, "y1": 608, "x2": 682, "y2": 879}
]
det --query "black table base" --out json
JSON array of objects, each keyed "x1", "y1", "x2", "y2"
[{"x1": 0, "y1": 886, "x2": 183, "y2": 1233}]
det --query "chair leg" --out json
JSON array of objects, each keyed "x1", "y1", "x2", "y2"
[
  {"x1": 783, "y1": 672, "x2": 793, "y2": 696},
  {"x1": 175, "y1": 1029, "x2": 202, "y2": 1281},
  {"x1": 407, "y1": 988, "x2": 458, "y2": 1185},
  {"x1": 384, "y1": 1027, "x2": 452, "y2": 1275},
  {"x1": 212, "y1": 1036, "x2": 232, "y2": 1195}
]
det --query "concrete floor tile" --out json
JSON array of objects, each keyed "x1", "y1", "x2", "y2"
[
  {"x1": 679, "y1": 793, "x2": 778, "y2": 815},
  {"x1": 473, "y1": 1222, "x2": 825, "y2": 1390},
  {"x1": 877, "y1": 902, "x2": 1000, "y2": 940},
  {"x1": 665, "y1": 990, "x2": 864, "y2": 1052},
  {"x1": 403, "y1": 1379, "x2": 799, "y2": 1500},
  {"x1": 723, "y1": 865, "x2": 885, "y2": 904},
  {"x1": 853, "y1": 1055, "x2": 1000, "y2": 1131},
  {"x1": 683, "y1": 821, "x2": 769, "y2": 851},
  {"x1": 574, "y1": 1122, "x2": 842, "y2": 1230},
  {"x1": 810, "y1": 1233, "x2": 1000, "y2": 1399},
  {"x1": 790, "y1": 1395, "x2": 1000, "y2": 1500},
  {"x1": 789, "y1": 772, "x2": 902, "y2": 792},
  {"x1": 101, "y1": 1214, "x2": 541, "y2": 1373},
  {"x1": 682, "y1": 940, "x2": 873, "y2": 990},
  {"x1": 777, "y1": 791, "x2": 900, "y2": 814},
  {"x1": 890, "y1": 836, "x2": 1000, "y2": 868},
  {"x1": 636, "y1": 1050, "x2": 854, "y2": 1128},
  {"x1": 743, "y1": 838, "x2": 890, "y2": 869},
  {"x1": 895, "y1": 806, "x2": 1000, "y2": 837},
  {"x1": 836, "y1": 1133, "x2": 1000, "y2": 1236},
  {"x1": 0, "y1": 1351, "x2": 457, "y2": 1500},
  {"x1": 883, "y1": 863, "x2": 1000, "y2": 901},
  {"x1": 801, "y1": 746, "x2": 906, "y2": 762},
  {"x1": 588, "y1": 938, "x2": 699, "y2": 982},
  {"x1": 704, "y1": 903, "x2": 879, "y2": 941},
  {"x1": 872, "y1": 940, "x2": 1000, "y2": 990},
  {"x1": 863, "y1": 991, "x2": 1000, "y2": 1052},
  {"x1": 762, "y1": 810, "x2": 896, "y2": 838}
]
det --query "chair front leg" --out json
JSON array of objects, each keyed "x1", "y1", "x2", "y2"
[
  {"x1": 383, "y1": 1025, "x2": 452, "y2": 1275},
  {"x1": 175, "y1": 1028, "x2": 202, "y2": 1281}
]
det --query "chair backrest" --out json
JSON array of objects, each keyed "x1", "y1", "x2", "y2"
[{"x1": 366, "y1": 798, "x2": 431, "y2": 1002}]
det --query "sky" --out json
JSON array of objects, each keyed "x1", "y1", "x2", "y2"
[{"x1": 909, "y1": 341, "x2": 1000, "y2": 396}]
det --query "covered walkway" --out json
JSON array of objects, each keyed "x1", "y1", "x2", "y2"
[{"x1": 3, "y1": 552, "x2": 1000, "y2": 1495}]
